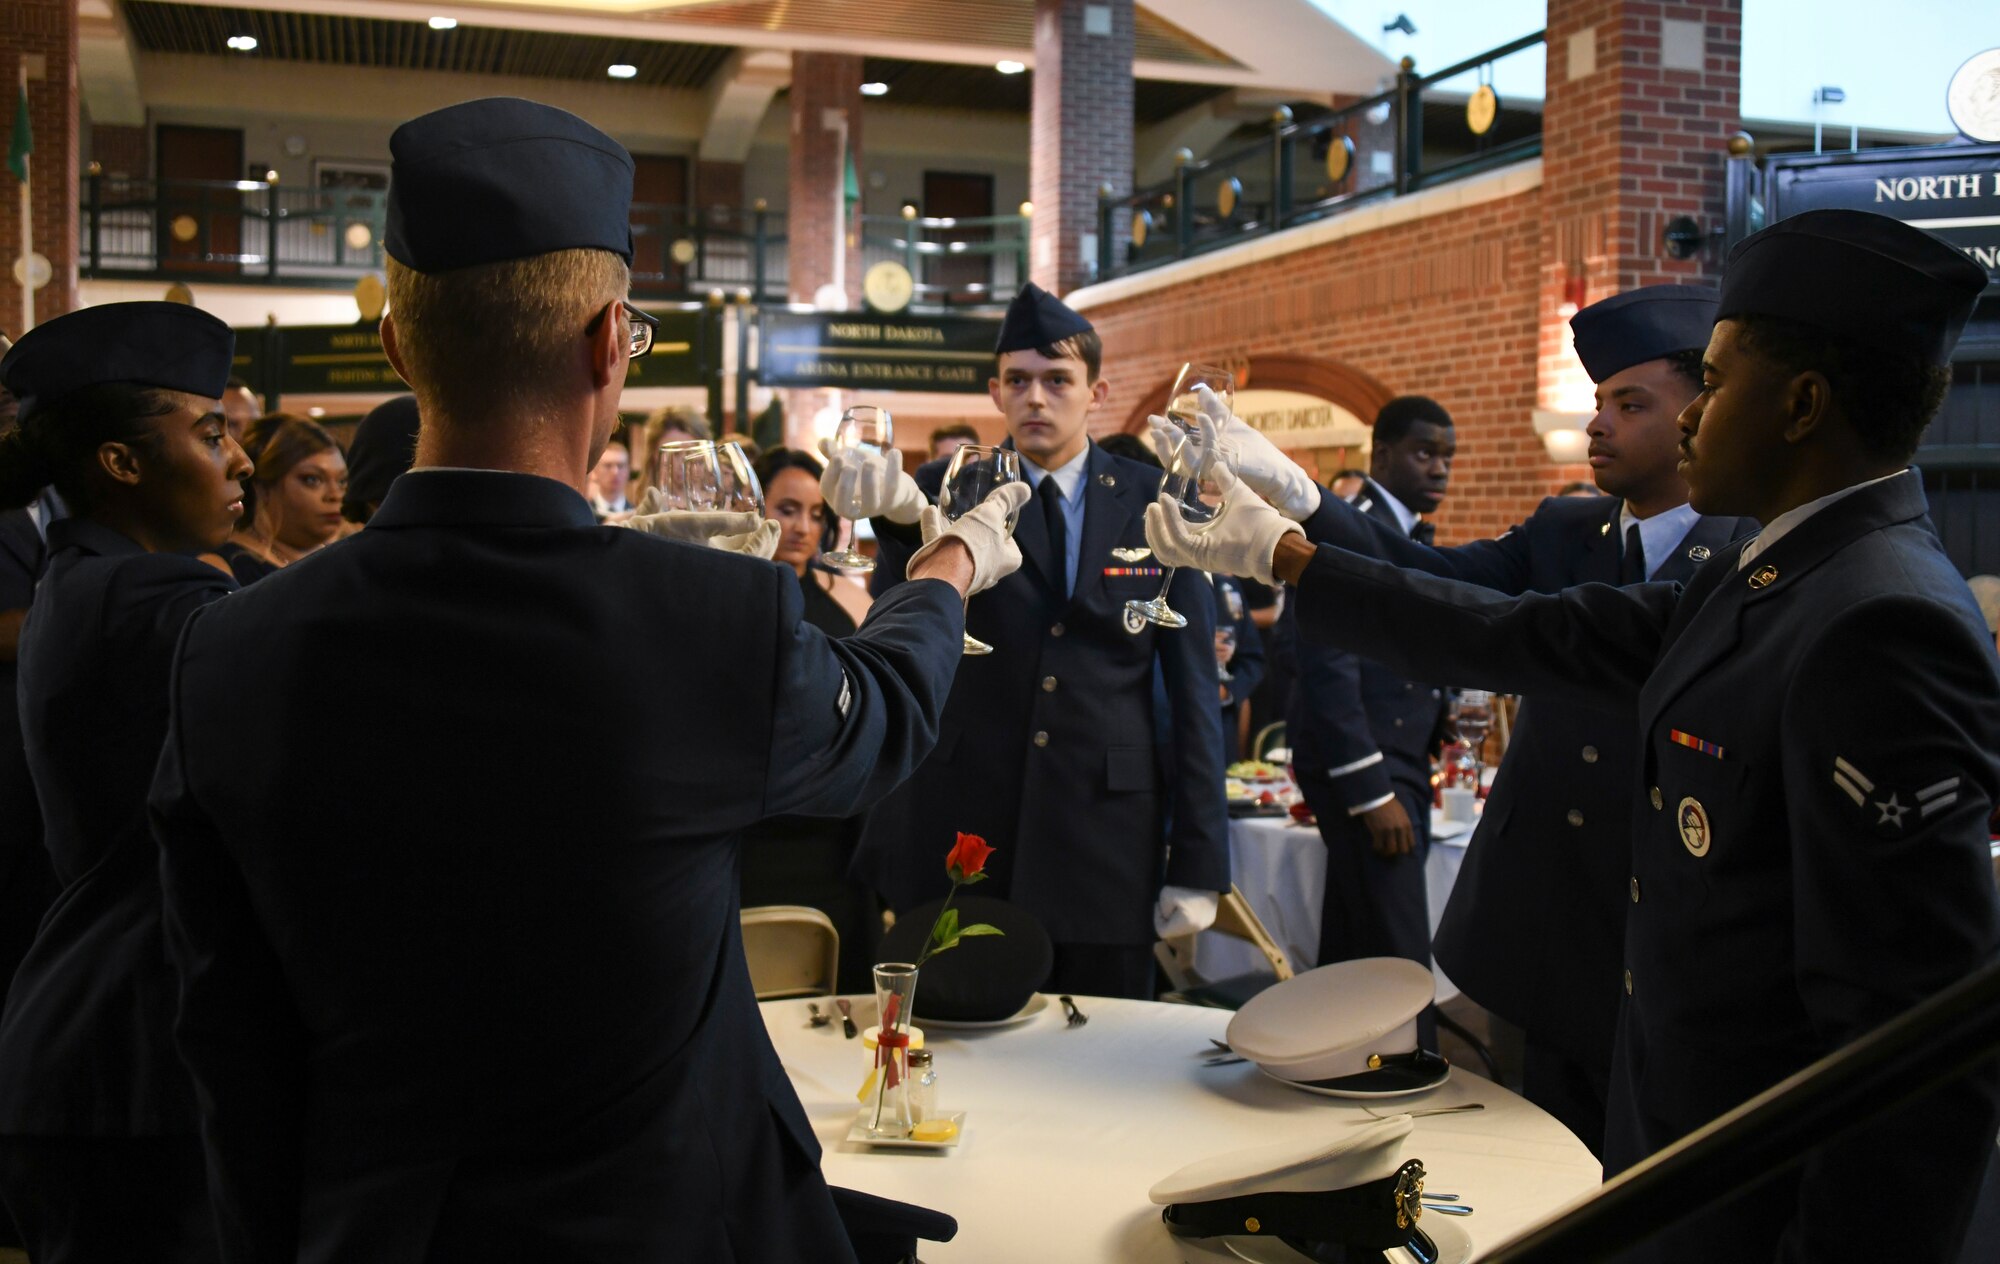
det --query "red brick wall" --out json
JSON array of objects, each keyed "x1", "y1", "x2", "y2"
[
  {"x1": 1031, "y1": 0, "x2": 1133, "y2": 295},
  {"x1": 0, "y1": 0, "x2": 80, "y2": 332},
  {"x1": 787, "y1": 52, "x2": 863, "y2": 306},
  {"x1": 696, "y1": 159, "x2": 744, "y2": 215},
  {"x1": 1084, "y1": 187, "x2": 1553, "y2": 545},
  {"x1": 89, "y1": 122, "x2": 147, "y2": 180}
]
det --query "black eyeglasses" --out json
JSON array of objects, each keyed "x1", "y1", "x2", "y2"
[{"x1": 586, "y1": 299, "x2": 658, "y2": 360}]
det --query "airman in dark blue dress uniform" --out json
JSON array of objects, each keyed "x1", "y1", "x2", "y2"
[
  {"x1": 0, "y1": 300, "x2": 249, "y2": 1262},
  {"x1": 147, "y1": 98, "x2": 1016, "y2": 1264},
  {"x1": 1264, "y1": 286, "x2": 1755, "y2": 1154},
  {"x1": 839, "y1": 285, "x2": 1231, "y2": 998},
  {"x1": 1151, "y1": 209, "x2": 2000, "y2": 1263}
]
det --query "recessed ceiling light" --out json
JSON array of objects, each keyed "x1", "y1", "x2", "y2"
[
  {"x1": 226, "y1": 35, "x2": 258, "y2": 52},
  {"x1": 860, "y1": 81, "x2": 889, "y2": 97},
  {"x1": 428, "y1": 16, "x2": 458, "y2": 30},
  {"x1": 995, "y1": 60, "x2": 1025, "y2": 75},
  {"x1": 607, "y1": 63, "x2": 638, "y2": 79}
]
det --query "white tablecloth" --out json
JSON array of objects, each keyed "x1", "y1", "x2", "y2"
[
  {"x1": 765, "y1": 995, "x2": 1598, "y2": 1261},
  {"x1": 1197, "y1": 811, "x2": 1472, "y2": 1001}
]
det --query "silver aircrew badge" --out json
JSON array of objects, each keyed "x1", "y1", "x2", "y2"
[
  {"x1": 1111, "y1": 547, "x2": 1152, "y2": 563},
  {"x1": 1687, "y1": 544, "x2": 1712, "y2": 562},
  {"x1": 1677, "y1": 796, "x2": 1711, "y2": 857}
]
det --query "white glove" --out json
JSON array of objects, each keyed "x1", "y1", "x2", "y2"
[
  {"x1": 1149, "y1": 384, "x2": 1322, "y2": 522},
  {"x1": 624, "y1": 508, "x2": 781, "y2": 559},
  {"x1": 821, "y1": 445, "x2": 928, "y2": 524},
  {"x1": 1154, "y1": 885, "x2": 1220, "y2": 939},
  {"x1": 1143, "y1": 461, "x2": 1303, "y2": 586},
  {"x1": 907, "y1": 482, "x2": 1031, "y2": 596}
]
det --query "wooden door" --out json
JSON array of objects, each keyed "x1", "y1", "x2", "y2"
[
  {"x1": 631, "y1": 154, "x2": 691, "y2": 289},
  {"x1": 156, "y1": 125, "x2": 243, "y2": 272},
  {"x1": 923, "y1": 171, "x2": 994, "y2": 301}
]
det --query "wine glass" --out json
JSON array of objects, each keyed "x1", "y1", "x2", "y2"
[
  {"x1": 937, "y1": 444, "x2": 1021, "y2": 655},
  {"x1": 716, "y1": 441, "x2": 765, "y2": 516},
  {"x1": 654, "y1": 439, "x2": 724, "y2": 511},
  {"x1": 1126, "y1": 363, "x2": 1237, "y2": 630},
  {"x1": 1216, "y1": 625, "x2": 1238, "y2": 683},
  {"x1": 820, "y1": 405, "x2": 894, "y2": 574},
  {"x1": 1450, "y1": 689, "x2": 1495, "y2": 777}
]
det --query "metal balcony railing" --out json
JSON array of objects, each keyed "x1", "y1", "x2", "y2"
[{"x1": 1098, "y1": 31, "x2": 1547, "y2": 279}]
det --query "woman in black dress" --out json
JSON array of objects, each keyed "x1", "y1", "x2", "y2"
[
  {"x1": 213, "y1": 413, "x2": 348, "y2": 584},
  {"x1": 745, "y1": 448, "x2": 877, "y2": 989},
  {"x1": 0, "y1": 302, "x2": 251, "y2": 1262}
]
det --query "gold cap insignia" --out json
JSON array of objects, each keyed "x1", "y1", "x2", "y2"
[{"x1": 1244, "y1": 1217, "x2": 1261, "y2": 1233}]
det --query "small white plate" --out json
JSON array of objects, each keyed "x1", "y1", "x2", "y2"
[
  {"x1": 1176, "y1": 1214, "x2": 1471, "y2": 1264},
  {"x1": 917, "y1": 992, "x2": 1051, "y2": 1031},
  {"x1": 1255, "y1": 1061, "x2": 1452, "y2": 1100},
  {"x1": 845, "y1": 1111, "x2": 967, "y2": 1150}
]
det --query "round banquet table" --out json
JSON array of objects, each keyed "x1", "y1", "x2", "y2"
[{"x1": 764, "y1": 994, "x2": 1600, "y2": 1262}]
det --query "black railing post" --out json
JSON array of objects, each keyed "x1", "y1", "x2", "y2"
[
  {"x1": 903, "y1": 205, "x2": 920, "y2": 295},
  {"x1": 1268, "y1": 106, "x2": 1293, "y2": 231},
  {"x1": 1394, "y1": 56, "x2": 1422, "y2": 195},
  {"x1": 734, "y1": 294, "x2": 752, "y2": 433},
  {"x1": 86, "y1": 168, "x2": 102, "y2": 274},
  {"x1": 1723, "y1": 131, "x2": 1759, "y2": 253},
  {"x1": 1097, "y1": 184, "x2": 1114, "y2": 281},
  {"x1": 267, "y1": 181, "x2": 281, "y2": 280},
  {"x1": 752, "y1": 199, "x2": 769, "y2": 303},
  {"x1": 1174, "y1": 148, "x2": 1195, "y2": 259}
]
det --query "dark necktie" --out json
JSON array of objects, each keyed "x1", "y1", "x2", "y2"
[
  {"x1": 1620, "y1": 522, "x2": 1647, "y2": 585},
  {"x1": 1037, "y1": 475, "x2": 1069, "y2": 599},
  {"x1": 1411, "y1": 521, "x2": 1435, "y2": 545}
]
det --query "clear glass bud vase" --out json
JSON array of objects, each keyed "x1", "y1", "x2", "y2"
[{"x1": 867, "y1": 962, "x2": 920, "y2": 1137}]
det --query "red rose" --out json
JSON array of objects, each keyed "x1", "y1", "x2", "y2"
[{"x1": 946, "y1": 832, "x2": 995, "y2": 882}]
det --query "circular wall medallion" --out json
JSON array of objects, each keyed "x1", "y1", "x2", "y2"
[
  {"x1": 170, "y1": 213, "x2": 200, "y2": 243},
  {"x1": 1947, "y1": 48, "x2": 2000, "y2": 142},
  {"x1": 1131, "y1": 208, "x2": 1152, "y2": 249},
  {"x1": 344, "y1": 221, "x2": 373, "y2": 252},
  {"x1": 1217, "y1": 176, "x2": 1242, "y2": 220},
  {"x1": 1324, "y1": 133, "x2": 1355, "y2": 184},
  {"x1": 10, "y1": 252, "x2": 50, "y2": 291},
  {"x1": 862, "y1": 260, "x2": 914, "y2": 313},
  {"x1": 355, "y1": 273, "x2": 387, "y2": 321},
  {"x1": 1467, "y1": 85, "x2": 1500, "y2": 137},
  {"x1": 669, "y1": 237, "x2": 698, "y2": 266}
]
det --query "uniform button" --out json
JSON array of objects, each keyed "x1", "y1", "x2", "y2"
[
  {"x1": 1041, "y1": 676, "x2": 1058, "y2": 693},
  {"x1": 1624, "y1": 969, "x2": 1634, "y2": 995},
  {"x1": 1582, "y1": 745, "x2": 1599, "y2": 764},
  {"x1": 1033, "y1": 731, "x2": 1049, "y2": 748},
  {"x1": 1393, "y1": 718, "x2": 1404, "y2": 728},
  {"x1": 1650, "y1": 786, "x2": 1663, "y2": 810},
  {"x1": 1051, "y1": 623, "x2": 1065, "y2": 637},
  {"x1": 1630, "y1": 877, "x2": 1640, "y2": 903},
  {"x1": 1431, "y1": 689, "x2": 1441, "y2": 699},
  {"x1": 1566, "y1": 809, "x2": 1584, "y2": 827}
]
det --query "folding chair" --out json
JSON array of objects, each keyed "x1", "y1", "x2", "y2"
[
  {"x1": 1250, "y1": 722, "x2": 1287, "y2": 761},
  {"x1": 740, "y1": 905, "x2": 840, "y2": 1000},
  {"x1": 1155, "y1": 884, "x2": 1294, "y2": 1009}
]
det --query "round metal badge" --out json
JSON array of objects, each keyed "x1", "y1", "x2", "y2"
[{"x1": 1677, "y1": 796, "x2": 1711, "y2": 857}]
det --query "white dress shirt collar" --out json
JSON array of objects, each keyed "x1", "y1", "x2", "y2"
[
  {"x1": 1619, "y1": 501, "x2": 1701, "y2": 580},
  {"x1": 1365, "y1": 478, "x2": 1422, "y2": 537},
  {"x1": 1021, "y1": 444, "x2": 1090, "y2": 506},
  {"x1": 1738, "y1": 468, "x2": 1910, "y2": 570}
]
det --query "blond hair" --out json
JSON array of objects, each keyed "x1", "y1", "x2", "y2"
[{"x1": 386, "y1": 248, "x2": 629, "y2": 419}]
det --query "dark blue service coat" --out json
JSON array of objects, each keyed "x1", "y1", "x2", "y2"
[
  {"x1": 150, "y1": 470, "x2": 966, "y2": 1263},
  {"x1": 1288, "y1": 470, "x2": 2000, "y2": 1263},
  {"x1": 0, "y1": 507, "x2": 56, "y2": 1028},
  {"x1": 1294, "y1": 489, "x2": 1753, "y2": 1082},
  {"x1": 855, "y1": 443, "x2": 1229, "y2": 945},
  {"x1": 0, "y1": 519, "x2": 235, "y2": 1136}
]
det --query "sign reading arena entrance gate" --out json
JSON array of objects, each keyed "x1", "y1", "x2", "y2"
[{"x1": 759, "y1": 311, "x2": 1001, "y2": 393}]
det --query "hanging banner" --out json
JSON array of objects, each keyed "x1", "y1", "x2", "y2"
[{"x1": 759, "y1": 310, "x2": 1001, "y2": 394}]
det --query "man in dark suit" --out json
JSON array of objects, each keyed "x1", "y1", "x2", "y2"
[
  {"x1": 831, "y1": 284, "x2": 1230, "y2": 999},
  {"x1": 1283, "y1": 398, "x2": 1454, "y2": 992},
  {"x1": 1213, "y1": 572, "x2": 1265, "y2": 763},
  {"x1": 150, "y1": 98, "x2": 1020, "y2": 1263},
  {"x1": 1150, "y1": 210, "x2": 2000, "y2": 1263}
]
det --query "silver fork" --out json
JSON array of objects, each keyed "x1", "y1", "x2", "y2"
[{"x1": 1059, "y1": 995, "x2": 1089, "y2": 1027}]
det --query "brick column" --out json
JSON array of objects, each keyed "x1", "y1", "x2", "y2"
[
  {"x1": 1030, "y1": 0, "x2": 1133, "y2": 295},
  {"x1": 1, "y1": 0, "x2": 80, "y2": 334},
  {"x1": 786, "y1": 52, "x2": 863, "y2": 308},
  {"x1": 1537, "y1": 0, "x2": 1742, "y2": 414}
]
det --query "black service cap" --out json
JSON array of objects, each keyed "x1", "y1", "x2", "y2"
[
  {"x1": 386, "y1": 97, "x2": 634, "y2": 273},
  {"x1": 995, "y1": 282, "x2": 1094, "y2": 355},
  {"x1": 0, "y1": 302, "x2": 234, "y2": 422},
  {"x1": 878, "y1": 895, "x2": 1053, "y2": 1022},
  {"x1": 1569, "y1": 285, "x2": 1719, "y2": 383},
  {"x1": 1716, "y1": 209, "x2": 1987, "y2": 365}
]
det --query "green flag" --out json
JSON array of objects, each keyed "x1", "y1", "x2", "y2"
[
  {"x1": 6, "y1": 83, "x2": 28, "y2": 183},
  {"x1": 843, "y1": 149, "x2": 860, "y2": 208}
]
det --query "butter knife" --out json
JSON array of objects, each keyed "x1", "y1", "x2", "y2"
[{"x1": 834, "y1": 998, "x2": 858, "y2": 1039}]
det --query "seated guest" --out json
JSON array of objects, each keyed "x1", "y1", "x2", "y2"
[
  {"x1": 213, "y1": 414, "x2": 348, "y2": 583},
  {"x1": 756, "y1": 447, "x2": 869, "y2": 635},
  {"x1": 928, "y1": 422, "x2": 979, "y2": 464},
  {"x1": 150, "y1": 97, "x2": 1017, "y2": 1262},
  {"x1": 1214, "y1": 572, "x2": 1266, "y2": 763},
  {"x1": 341, "y1": 394, "x2": 419, "y2": 525},
  {"x1": 0, "y1": 301, "x2": 248, "y2": 1262},
  {"x1": 627, "y1": 403, "x2": 710, "y2": 492},
  {"x1": 587, "y1": 427, "x2": 633, "y2": 519},
  {"x1": 1328, "y1": 467, "x2": 1367, "y2": 501},
  {"x1": 220, "y1": 377, "x2": 260, "y2": 446}
]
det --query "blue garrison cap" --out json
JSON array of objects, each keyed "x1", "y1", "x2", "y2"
[
  {"x1": 385, "y1": 97, "x2": 634, "y2": 273},
  {"x1": 0, "y1": 302, "x2": 234, "y2": 422},
  {"x1": 995, "y1": 282, "x2": 1094, "y2": 354},
  {"x1": 1717, "y1": 209, "x2": 1987, "y2": 365},
  {"x1": 1569, "y1": 285, "x2": 1719, "y2": 383}
]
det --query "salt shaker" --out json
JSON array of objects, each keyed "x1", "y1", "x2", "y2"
[{"x1": 907, "y1": 1048, "x2": 937, "y2": 1122}]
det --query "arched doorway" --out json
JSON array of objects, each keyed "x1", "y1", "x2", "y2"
[{"x1": 1121, "y1": 355, "x2": 1396, "y2": 480}]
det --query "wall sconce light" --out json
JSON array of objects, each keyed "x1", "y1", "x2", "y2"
[{"x1": 1533, "y1": 408, "x2": 1592, "y2": 463}]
